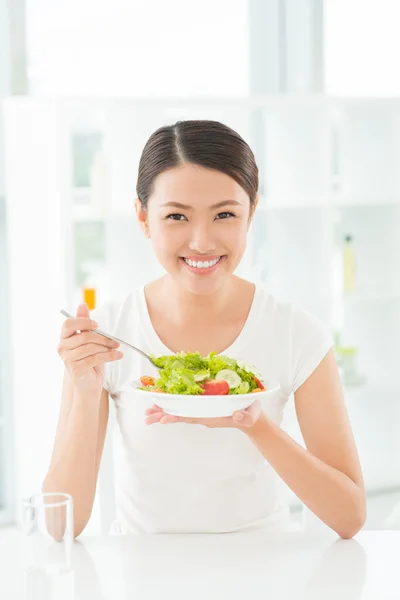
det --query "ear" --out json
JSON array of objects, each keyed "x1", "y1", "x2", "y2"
[
  {"x1": 247, "y1": 193, "x2": 259, "y2": 229},
  {"x1": 134, "y1": 198, "x2": 150, "y2": 238}
]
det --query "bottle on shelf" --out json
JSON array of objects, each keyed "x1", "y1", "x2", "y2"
[
  {"x1": 80, "y1": 259, "x2": 107, "y2": 311},
  {"x1": 82, "y1": 287, "x2": 96, "y2": 311},
  {"x1": 334, "y1": 332, "x2": 366, "y2": 388},
  {"x1": 343, "y1": 234, "x2": 356, "y2": 294},
  {"x1": 338, "y1": 347, "x2": 366, "y2": 387}
]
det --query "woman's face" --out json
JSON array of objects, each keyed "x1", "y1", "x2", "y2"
[{"x1": 135, "y1": 163, "x2": 256, "y2": 296}]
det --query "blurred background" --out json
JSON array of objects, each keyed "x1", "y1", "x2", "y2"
[{"x1": 0, "y1": 0, "x2": 400, "y2": 535}]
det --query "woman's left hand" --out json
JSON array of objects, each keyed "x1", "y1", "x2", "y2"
[{"x1": 144, "y1": 399, "x2": 263, "y2": 430}]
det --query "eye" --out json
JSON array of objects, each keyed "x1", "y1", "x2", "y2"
[
  {"x1": 166, "y1": 213, "x2": 187, "y2": 221},
  {"x1": 216, "y1": 212, "x2": 235, "y2": 220}
]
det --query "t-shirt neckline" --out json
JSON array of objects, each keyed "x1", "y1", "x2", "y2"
[{"x1": 136, "y1": 283, "x2": 266, "y2": 359}]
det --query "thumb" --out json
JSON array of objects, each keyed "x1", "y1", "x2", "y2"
[
  {"x1": 76, "y1": 302, "x2": 90, "y2": 319},
  {"x1": 233, "y1": 410, "x2": 253, "y2": 428}
]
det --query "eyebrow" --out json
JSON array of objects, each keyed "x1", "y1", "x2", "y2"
[{"x1": 160, "y1": 200, "x2": 243, "y2": 210}]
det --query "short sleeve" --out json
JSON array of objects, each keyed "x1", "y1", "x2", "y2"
[
  {"x1": 90, "y1": 301, "x2": 115, "y2": 395},
  {"x1": 291, "y1": 307, "x2": 334, "y2": 393}
]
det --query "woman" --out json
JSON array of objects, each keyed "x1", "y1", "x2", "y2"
[{"x1": 45, "y1": 120, "x2": 366, "y2": 539}]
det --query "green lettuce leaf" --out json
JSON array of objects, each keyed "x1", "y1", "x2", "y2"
[{"x1": 140, "y1": 350, "x2": 261, "y2": 395}]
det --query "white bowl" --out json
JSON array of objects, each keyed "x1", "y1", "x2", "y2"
[{"x1": 130, "y1": 379, "x2": 281, "y2": 418}]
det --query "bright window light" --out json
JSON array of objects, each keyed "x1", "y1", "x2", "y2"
[
  {"x1": 325, "y1": 0, "x2": 400, "y2": 95},
  {"x1": 26, "y1": 0, "x2": 249, "y2": 97}
]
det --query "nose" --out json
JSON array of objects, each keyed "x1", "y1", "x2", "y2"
[{"x1": 187, "y1": 223, "x2": 217, "y2": 255}]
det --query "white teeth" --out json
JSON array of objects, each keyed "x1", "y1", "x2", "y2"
[{"x1": 184, "y1": 257, "x2": 221, "y2": 269}]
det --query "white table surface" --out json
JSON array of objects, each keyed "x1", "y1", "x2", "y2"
[{"x1": 0, "y1": 527, "x2": 398, "y2": 599}]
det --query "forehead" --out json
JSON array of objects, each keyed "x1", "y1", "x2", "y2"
[{"x1": 150, "y1": 163, "x2": 248, "y2": 206}]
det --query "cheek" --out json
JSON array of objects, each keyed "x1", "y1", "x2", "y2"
[
  {"x1": 224, "y1": 221, "x2": 248, "y2": 250},
  {"x1": 148, "y1": 220, "x2": 183, "y2": 256}
]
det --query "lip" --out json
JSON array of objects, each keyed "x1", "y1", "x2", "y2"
[{"x1": 180, "y1": 255, "x2": 225, "y2": 275}]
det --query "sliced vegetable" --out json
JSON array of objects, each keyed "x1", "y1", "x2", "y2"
[
  {"x1": 193, "y1": 370, "x2": 210, "y2": 382},
  {"x1": 140, "y1": 376, "x2": 156, "y2": 387},
  {"x1": 254, "y1": 376, "x2": 265, "y2": 390},
  {"x1": 215, "y1": 369, "x2": 241, "y2": 389},
  {"x1": 230, "y1": 381, "x2": 250, "y2": 395},
  {"x1": 200, "y1": 379, "x2": 230, "y2": 395}
]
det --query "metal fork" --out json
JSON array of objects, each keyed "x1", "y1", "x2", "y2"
[{"x1": 60, "y1": 309, "x2": 160, "y2": 369}]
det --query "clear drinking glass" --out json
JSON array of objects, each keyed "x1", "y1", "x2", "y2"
[{"x1": 21, "y1": 493, "x2": 74, "y2": 599}]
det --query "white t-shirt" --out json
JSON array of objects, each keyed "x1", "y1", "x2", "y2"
[{"x1": 91, "y1": 284, "x2": 333, "y2": 535}]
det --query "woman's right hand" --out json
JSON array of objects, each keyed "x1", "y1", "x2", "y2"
[{"x1": 57, "y1": 303, "x2": 124, "y2": 393}]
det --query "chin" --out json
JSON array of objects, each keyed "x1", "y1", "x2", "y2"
[
  {"x1": 159, "y1": 267, "x2": 227, "y2": 297},
  {"x1": 179, "y1": 268, "x2": 233, "y2": 297},
  {"x1": 184, "y1": 280, "x2": 226, "y2": 296}
]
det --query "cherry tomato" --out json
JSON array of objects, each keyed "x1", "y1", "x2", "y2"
[
  {"x1": 252, "y1": 388, "x2": 262, "y2": 393},
  {"x1": 200, "y1": 379, "x2": 230, "y2": 395},
  {"x1": 140, "y1": 376, "x2": 156, "y2": 387}
]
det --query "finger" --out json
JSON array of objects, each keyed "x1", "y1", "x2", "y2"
[
  {"x1": 145, "y1": 407, "x2": 162, "y2": 415},
  {"x1": 62, "y1": 317, "x2": 99, "y2": 339},
  {"x1": 70, "y1": 344, "x2": 122, "y2": 362},
  {"x1": 233, "y1": 410, "x2": 254, "y2": 427},
  {"x1": 164, "y1": 416, "x2": 197, "y2": 425},
  {"x1": 62, "y1": 331, "x2": 119, "y2": 351},
  {"x1": 72, "y1": 349, "x2": 123, "y2": 379},
  {"x1": 145, "y1": 411, "x2": 164, "y2": 425},
  {"x1": 76, "y1": 302, "x2": 90, "y2": 319},
  {"x1": 160, "y1": 414, "x2": 178, "y2": 424}
]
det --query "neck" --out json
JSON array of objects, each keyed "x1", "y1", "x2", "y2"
[{"x1": 158, "y1": 275, "x2": 238, "y2": 323}]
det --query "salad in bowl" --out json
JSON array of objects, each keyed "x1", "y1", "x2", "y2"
[{"x1": 132, "y1": 351, "x2": 280, "y2": 418}]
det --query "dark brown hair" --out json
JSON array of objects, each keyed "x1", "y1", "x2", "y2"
[{"x1": 136, "y1": 120, "x2": 259, "y2": 209}]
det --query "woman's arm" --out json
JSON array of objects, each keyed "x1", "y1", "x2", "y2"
[
  {"x1": 247, "y1": 349, "x2": 366, "y2": 539},
  {"x1": 42, "y1": 370, "x2": 109, "y2": 538}
]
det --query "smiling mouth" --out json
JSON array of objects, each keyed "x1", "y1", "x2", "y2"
[{"x1": 180, "y1": 255, "x2": 225, "y2": 272}]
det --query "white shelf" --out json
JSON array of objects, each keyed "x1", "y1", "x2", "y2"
[
  {"x1": 342, "y1": 293, "x2": 400, "y2": 303},
  {"x1": 344, "y1": 385, "x2": 400, "y2": 396},
  {"x1": 258, "y1": 199, "x2": 400, "y2": 211},
  {"x1": 335, "y1": 197, "x2": 400, "y2": 208}
]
